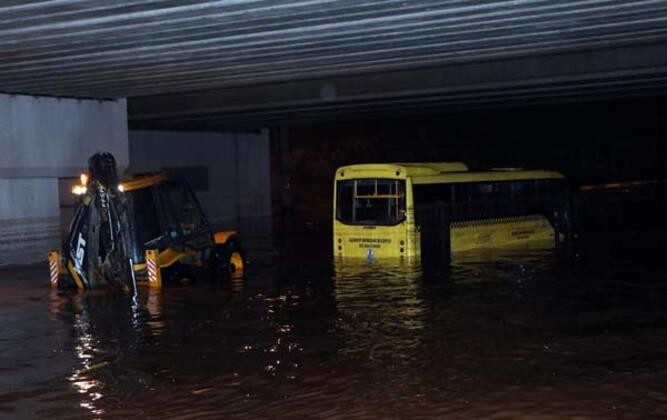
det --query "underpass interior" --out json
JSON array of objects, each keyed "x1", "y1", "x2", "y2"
[
  {"x1": 1, "y1": 1, "x2": 667, "y2": 418},
  {"x1": 270, "y1": 97, "x2": 666, "y2": 234}
]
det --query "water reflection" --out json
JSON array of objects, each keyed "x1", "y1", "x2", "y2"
[
  {"x1": 68, "y1": 325, "x2": 105, "y2": 417},
  {"x1": 334, "y1": 259, "x2": 425, "y2": 358},
  {"x1": 145, "y1": 288, "x2": 165, "y2": 336},
  {"x1": 57, "y1": 291, "x2": 143, "y2": 418},
  {"x1": 2, "y1": 233, "x2": 667, "y2": 417}
]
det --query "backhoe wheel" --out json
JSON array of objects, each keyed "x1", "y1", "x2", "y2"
[{"x1": 210, "y1": 238, "x2": 245, "y2": 280}]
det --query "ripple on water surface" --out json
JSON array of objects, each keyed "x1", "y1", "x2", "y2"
[{"x1": 1, "y1": 235, "x2": 667, "y2": 418}]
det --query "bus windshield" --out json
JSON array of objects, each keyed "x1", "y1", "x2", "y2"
[{"x1": 336, "y1": 179, "x2": 406, "y2": 225}]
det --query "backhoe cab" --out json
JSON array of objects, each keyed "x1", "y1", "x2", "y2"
[{"x1": 49, "y1": 152, "x2": 244, "y2": 290}]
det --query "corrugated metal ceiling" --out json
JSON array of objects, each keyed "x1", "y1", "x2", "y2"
[{"x1": 1, "y1": 0, "x2": 667, "y2": 99}]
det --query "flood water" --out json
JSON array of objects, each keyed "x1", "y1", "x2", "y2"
[{"x1": 1, "y1": 231, "x2": 667, "y2": 418}]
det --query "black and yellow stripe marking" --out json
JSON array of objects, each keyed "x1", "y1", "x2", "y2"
[{"x1": 67, "y1": 260, "x2": 85, "y2": 290}]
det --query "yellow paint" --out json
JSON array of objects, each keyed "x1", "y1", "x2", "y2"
[
  {"x1": 119, "y1": 172, "x2": 167, "y2": 192},
  {"x1": 61, "y1": 171, "x2": 242, "y2": 288},
  {"x1": 336, "y1": 162, "x2": 467, "y2": 179},
  {"x1": 72, "y1": 172, "x2": 166, "y2": 196},
  {"x1": 133, "y1": 247, "x2": 199, "y2": 273},
  {"x1": 333, "y1": 220, "x2": 411, "y2": 259},
  {"x1": 333, "y1": 173, "x2": 419, "y2": 260},
  {"x1": 214, "y1": 230, "x2": 237, "y2": 245},
  {"x1": 450, "y1": 215, "x2": 555, "y2": 254},
  {"x1": 67, "y1": 260, "x2": 85, "y2": 290},
  {"x1": 230, "y1": 251, "x2": 244, "y2": 273},
  {"x1": 48, "y1": 251, "x2": 61, "y2": 288},
  {"x1": 159, "y1": 247, "x2": 199, "y2": 268},
  {"x1": 336, "y1": 162, "x2": 563, "y2": 185},
  {"x1": 115, "y1": 171, "x2": 199, "y2": 277},
  {"x1": 333, "y1": 163, "x2": 564, "y2": 260},
  {"x1": 145, "y1": 249, "x2": 163, "y2": 289}
]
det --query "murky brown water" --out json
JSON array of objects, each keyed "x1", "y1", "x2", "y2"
[{"x1": 2, "y1": 232, "x2": 667, "y2": 419}]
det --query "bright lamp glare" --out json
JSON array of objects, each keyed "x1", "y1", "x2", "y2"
[{"x1": 72, "y1": 185, "x2": 87, "y2": 195}]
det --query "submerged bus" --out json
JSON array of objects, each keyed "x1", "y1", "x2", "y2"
[{"x1": 333, "y1": 163, "x2": 572, "y2": 261}]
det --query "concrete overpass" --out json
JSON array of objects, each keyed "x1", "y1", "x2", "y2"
[{"x1": 1, "y1": 1, "x2": 667, "y2": 127}]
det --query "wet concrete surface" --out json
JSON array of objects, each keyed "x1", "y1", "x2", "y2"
[{"x1": 1, "y1": 232, "x2": 667, "y2": 418}]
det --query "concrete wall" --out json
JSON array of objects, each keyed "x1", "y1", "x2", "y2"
[
  {"x1": 0, "y1": 178, "x2": 60, "y2": 265},
  {"x1": 128, "y1": 130, "x2": 271, "y2": 235},
  {"x1": 0, "y1": 94, "x2": 128, "y2": 177},
  {"x1": 0, "y1": 93, "x2": 128, "y2": 266}
]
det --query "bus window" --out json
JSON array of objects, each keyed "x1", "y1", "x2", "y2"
[
  {"x1": 336, "y1": 179, "x2": 406, "y2": 225},
  {"x1": 494, "y1": 180, "x2": 527, "y2": 217},
  {"x1": 452, "y1": 184, "x2": 470, "y2": 221},
  {"x1": 413, "y1": 183, "x2": 452, "y2": 204},
  {"x1": 469, "y1": 182, "x2": 494, "y2": 219}
]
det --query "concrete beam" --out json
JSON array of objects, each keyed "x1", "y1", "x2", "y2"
[{"x1": 129, "y1": 42, "x2": 667, "y2": 129}]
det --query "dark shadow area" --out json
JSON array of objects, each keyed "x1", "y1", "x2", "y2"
[{"x1": 270, "y1": 97, "x2": 666, "y2": 236}]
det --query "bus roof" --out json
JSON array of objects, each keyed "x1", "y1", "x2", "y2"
[
  {"x1": 335, "y1": 163, "x2": 564, "y2": 183},
  {"x1": 336, "y1": 162, "x2": 467, "y2": 178}
]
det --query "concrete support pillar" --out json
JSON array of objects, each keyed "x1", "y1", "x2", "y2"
[{"x1": 0, "y1": 93, "x2": 128, "y2": 266}]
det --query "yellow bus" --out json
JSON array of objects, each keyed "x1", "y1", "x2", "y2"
[{"x1": 333, "y1": 163, "x2": 571, "y2": 261}]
